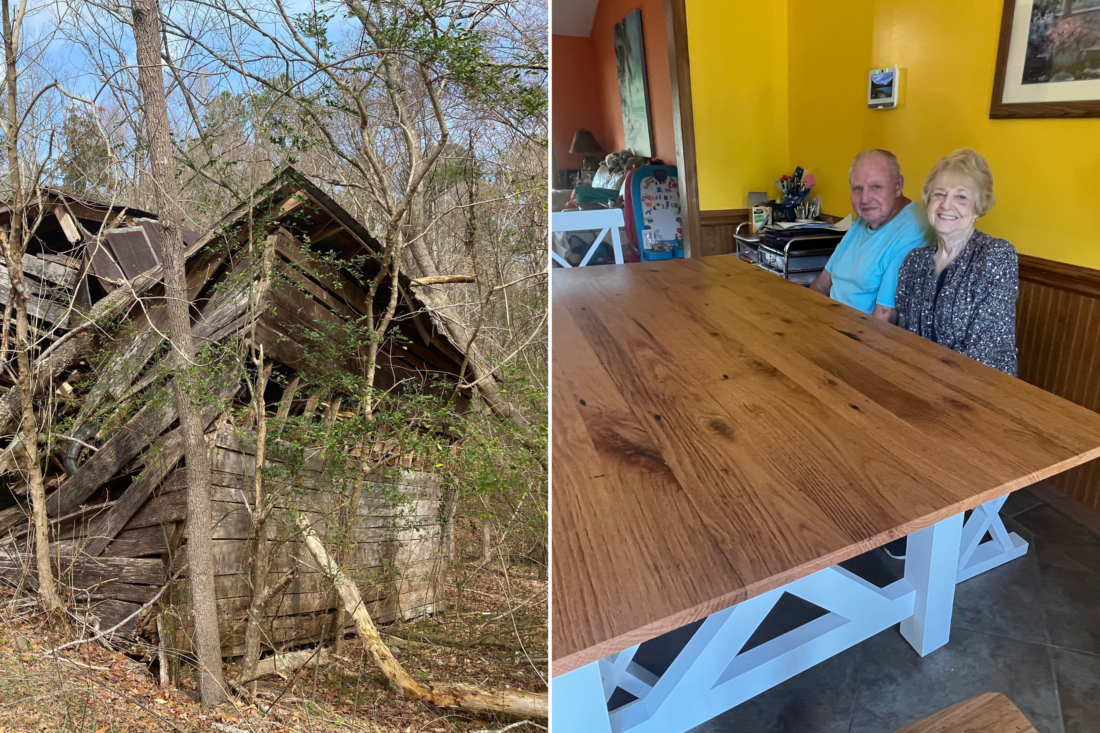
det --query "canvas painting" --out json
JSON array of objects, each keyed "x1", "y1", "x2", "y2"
[
  {"x1": 1022, "y1": 0, "x2": 1100, "y2": 84},
  {"x1": 992, "y1": 0, "x2": 1100, "y2": 117},
  {"x1": 614, "y1": 10, "x2": 654, "y2": 158}
]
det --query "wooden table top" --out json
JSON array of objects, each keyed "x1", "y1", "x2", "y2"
[{"x1": 552, "y1": 256, "x2": 1100, "y2": 676}]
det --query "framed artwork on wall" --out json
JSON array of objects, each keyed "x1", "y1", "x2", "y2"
[
  {"x1": 991, "y1": 0, "x2": 1100, "y2": 118},
  {"x1": 614, "y1": 9, "x2": 654, "y2": 156}
]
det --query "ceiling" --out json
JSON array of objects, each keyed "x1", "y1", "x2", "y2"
[{"x1": 552, "y1": 0, "x2": 599, "y2": 37}]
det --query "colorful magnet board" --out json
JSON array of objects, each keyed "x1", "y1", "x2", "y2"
[{"x1": 626, "y1": 165, "x2": 683, "y2": 261}]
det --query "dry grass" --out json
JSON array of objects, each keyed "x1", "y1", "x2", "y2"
[{"x1": 0, "y1": 552, "x2": 547, "y2": 733}]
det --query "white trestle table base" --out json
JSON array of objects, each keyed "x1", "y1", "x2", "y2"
[{"x1": 553, "y1": 494, "x2": 1029, "y2": 733}]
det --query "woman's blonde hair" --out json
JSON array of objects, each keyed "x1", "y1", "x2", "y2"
[{"x1": 921, "y1": 149, "x2": 996, "y2": 217}]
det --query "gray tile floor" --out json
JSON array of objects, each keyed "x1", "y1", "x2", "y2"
[{"x1": 659, "y1": 487, "x2": 1100, "y2": 732}]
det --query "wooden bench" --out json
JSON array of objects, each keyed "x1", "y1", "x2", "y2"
[{"x1": 895, "y1": 693, "x2": 1036, "y2": 732}]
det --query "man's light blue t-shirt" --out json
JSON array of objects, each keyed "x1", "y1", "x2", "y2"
[{"x1": 824, "y1": 202, "x2": 934, "y2": 313}]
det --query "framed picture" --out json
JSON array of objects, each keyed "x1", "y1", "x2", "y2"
[
  {"x1": 991, "y1": 0, "x2": 1100, "y2": 118},
  {"x1": 614, "y1": 9, "x2": 654, "y2": 156}
]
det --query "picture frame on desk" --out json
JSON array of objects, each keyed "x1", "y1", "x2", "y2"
[{"x1": 991, "y1": 0, "x2": 1100, "y2": 118}]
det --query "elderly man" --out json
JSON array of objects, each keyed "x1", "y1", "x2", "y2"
[{"x1": 810, "y1": 150, "x2": 934, "y2": 323}]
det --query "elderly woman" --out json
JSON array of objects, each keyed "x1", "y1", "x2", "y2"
[{"x1": 894, "y1": 149, "x2": 1019, "y2": 376}]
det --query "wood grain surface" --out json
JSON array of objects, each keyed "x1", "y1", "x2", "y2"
[
  {"x1": 895, "y1": 692, "x2": 1036, "y2": 732},
  {"x1": 551, "y1": 257, "x2": 1100, "y2": 676}
]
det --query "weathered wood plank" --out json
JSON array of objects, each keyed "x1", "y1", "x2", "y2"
[
  {"x1": 80, "y1": 581, "x2": 163, "y2": 604},
  {"x1": 0, "y1": 555, "x2": 165, "y2": 587},
  {"x1": 82, "y1": 427, "x2": 188, "y2": 558},
  {"x1": 81, "y1": 597, "x2": 142, "y2": 636},
  {"x1": 46, "y1": 394, "x2": 177, "y2": 522},
  {"x1": 0, "y1": 265, "x2": 72, "y2": 326},
  {"x1": 274, "y1": 237, "x2": 374, "y2": 317},
  {"x1": 103, "y1": 525, "x2": 175, "y2": 558},
  {"x1": 122, "y1": 492, "x2": 438, "y2": 538},
  {"x1": 211, "y1": 558, "x2": 439, "y2": 604},
  {"x1": 1, "y1": 252, "x2": 80, "y2": 287},
  {"x1": 171, "y1": 589, "x2": 439, "y2": 655},
  {"x1": 167, "y1": 537, "x2": 442, "y2": 581},
  {"x1": 273, "y1": 259, "x2": 358, "y2": 321},
  {"x1": 83, "y1": 378, "x2": 241, "y2": 556}
]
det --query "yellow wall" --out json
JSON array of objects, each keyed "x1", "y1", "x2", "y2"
[
  {"x1": 694, "y1": 0, "x2": 1100, "y2": 269},
  {"x1": 858, "y1": 0, "x2": 1100, "y2": 269},
  {"x1": 686, "y1": 0, "x2": 789, "y2": 211},
  {"x1": 787, "y1": 0, "x2": 1100, "y2": 268},
  {"x1": 787, "y1": 0, "x2": 874, "y2": 219}
]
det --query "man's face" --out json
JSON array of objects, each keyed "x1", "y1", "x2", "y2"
[{"x1": 849, "y1": 156, "x2": 904, "y2": 230}]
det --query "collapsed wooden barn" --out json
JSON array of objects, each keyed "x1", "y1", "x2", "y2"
[{"x1": 0, "y1": 168, "x2": 470, "y2": 658}]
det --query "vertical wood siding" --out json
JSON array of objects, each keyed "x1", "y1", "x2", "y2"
[
  {"x1": 698, "y1": 209, "x2": 748, "y2": 257},
  {"x1": 1016, "y1": 257, "x2": 1100, "y2": 509}
]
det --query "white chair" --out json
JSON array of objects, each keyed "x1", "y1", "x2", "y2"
[{"x1": 551, "y1": 209, "x2": 626, "y2": 267}]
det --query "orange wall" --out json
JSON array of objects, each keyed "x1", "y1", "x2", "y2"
[
  {"x1": 551, "y1": 0, "x2": 677, "y2": 176},
  {"x1": 551, "y1": 34, "x2": 609, "y2": 171},
  {"x1": 590, "y1": 0, "x2": 677, "y2": 163}
]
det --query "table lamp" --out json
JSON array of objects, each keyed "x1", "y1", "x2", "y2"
[{"x1": 569, "y1": 129, "x2": 604, "y2": 171}]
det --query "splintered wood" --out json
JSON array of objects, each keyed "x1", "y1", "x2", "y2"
[{"x1": 296, "y1": 514, "x2": 548, "y2": 720}]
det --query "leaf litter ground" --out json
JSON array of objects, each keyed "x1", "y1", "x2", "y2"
[{"x1": 0, "y1": 561, "x2": 546, "y2": 733}]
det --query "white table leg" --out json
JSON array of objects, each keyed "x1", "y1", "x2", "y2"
[
  {"x1": 901, "y1": 513, "x2": 964, "y2": 656},
  {"x1": 573, "y1": 565, "x2": 919, "y2": 733},
  {"x1": 956, "y1": 494, "x2": 1029, "y2": 582},
  {"x1": 553, "y1": 662, "x2": 612, "y2": 733}
]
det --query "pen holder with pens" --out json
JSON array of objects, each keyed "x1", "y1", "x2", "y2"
[
  {"x1": 769, "y1": 201, "x2": 797, "y2": 223},
  {"x1": 773, "y1": 166, "x2": 816, "y2": 222}
]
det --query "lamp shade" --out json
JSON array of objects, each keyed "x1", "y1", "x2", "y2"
[{"x1": 569, "y1": 129, "x2": 603, "y2": 156}]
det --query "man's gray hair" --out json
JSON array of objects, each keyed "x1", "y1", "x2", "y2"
[{"x1": 849, "y1": 149, "x2": 901, "y2": 182}]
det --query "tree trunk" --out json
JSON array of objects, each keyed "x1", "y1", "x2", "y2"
[
  {"x1": 410, "y1": 274, "x2": 476, "y2": 286},
  {"x1": 296, "y1": 514, "x2": 547, "y2": 720},
  {"x1": 1, "y1": 0, "x2": 62, "y2": 621},
  {"x1": 131, "y1": 0, "x2": 227, "y2": 704},
  {"x1": 334, "y1": 430, "x2": 369, "y2": 656},
  {"x1": 481, "y1": 519, "x2": 491, "y2": 563},
  {"x1": 241, "y1": 357, "x2": 271, "y2": 691}
]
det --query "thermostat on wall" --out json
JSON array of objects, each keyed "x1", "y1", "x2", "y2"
[{"x1": 868, "y1": 66, "x2": 900, "y2": 109}]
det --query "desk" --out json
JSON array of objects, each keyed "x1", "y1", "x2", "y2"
[
  {"x1": 551, "y1": 257, "x2": 1100, "y2": 732},
  {"x1": 551, "y1": 209, "x2": 626, "y2": 267}
]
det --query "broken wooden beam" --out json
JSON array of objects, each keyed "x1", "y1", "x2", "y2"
[
  {"x1": 0, "y1": 392, "x2": 179, "y2": 537},
  {"x1": 410, "y1": 275, "x2": 476, "y2": 286},
  {"x1": 83, "y1": 386, "x2": 240, "y2": 557},
  {"x1": 238, "y1": 646, "x2": 334, "y2": 684},
  {"x1": 295, "y1": 514, "x2": 547, "y2": 720}
]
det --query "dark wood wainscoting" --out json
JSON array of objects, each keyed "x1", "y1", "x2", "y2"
[
  {"x1": 698, "y1": 209, "x2": 748, "y2": 257},
  {"x1": 698, "y1": 209, "x2": 844, "y2": 257},
  {"x1": 1017, "y1": 254, "x2": 1100, "y2": 510}
]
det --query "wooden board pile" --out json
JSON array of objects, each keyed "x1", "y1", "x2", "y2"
[{"x1": 0, "y1": 170, "x2": 468, "y2": 659}]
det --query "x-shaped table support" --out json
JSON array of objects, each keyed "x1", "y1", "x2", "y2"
[{"x1": 553, "y1": 494, "x2": 1029, "y2": 733}]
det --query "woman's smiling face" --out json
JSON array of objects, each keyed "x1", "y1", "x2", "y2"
[{"x1": 926, "y1": 171, "x2": 978, "y2": 238}]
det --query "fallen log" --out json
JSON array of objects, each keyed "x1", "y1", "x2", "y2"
[
  {"x1": 295, "y1": 514, "x2": 547, "y2": 720},
  {"x1": 238, "y1": 647, "x2": 334, "y2": 684}
]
